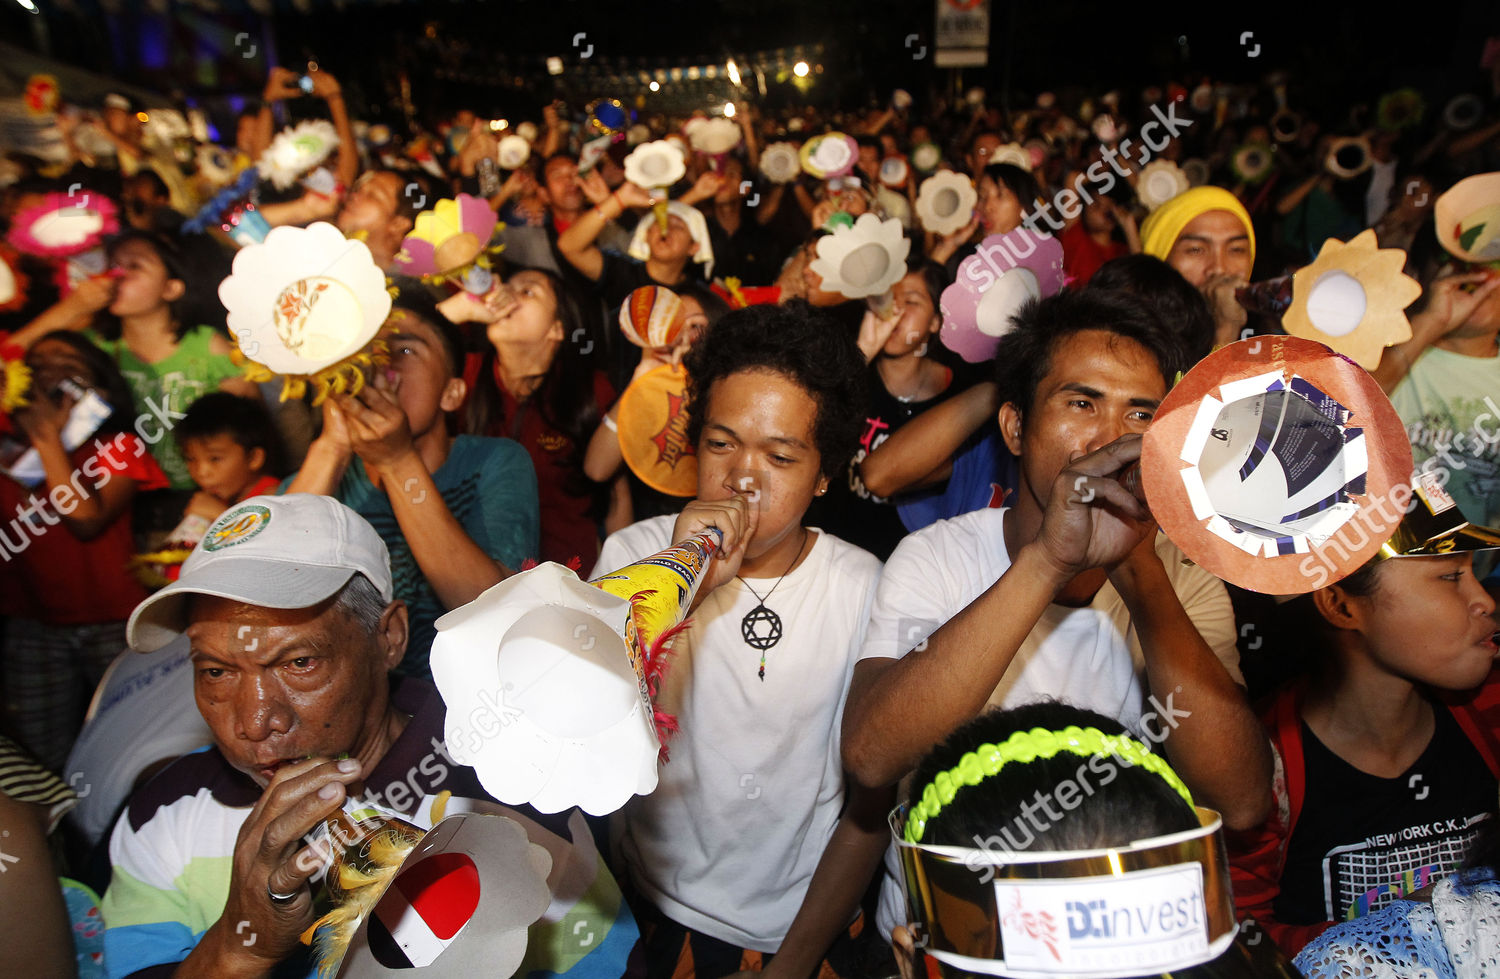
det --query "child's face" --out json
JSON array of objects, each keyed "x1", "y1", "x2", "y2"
[
  {"x1": 182, "y1": 434, "x2": 265, "y2": 505},
  {"x1": 108, "y1": 238, "x2": 182, "y2": 318}
]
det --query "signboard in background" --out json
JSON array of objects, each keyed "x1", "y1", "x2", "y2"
[{"x1": 935, "y1": 0, "x2": 990, "y2": 67}]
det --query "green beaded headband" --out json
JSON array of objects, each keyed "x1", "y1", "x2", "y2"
[{"x1": 904, "y1": 725, "x2": 1195, "y2": 844}]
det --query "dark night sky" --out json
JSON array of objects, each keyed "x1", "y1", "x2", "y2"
[{"x1": 4, "y1": 0, "x2": 1497, "y2": 122}]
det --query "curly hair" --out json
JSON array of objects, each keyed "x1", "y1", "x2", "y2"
[
  {"x1": 683, "y1": 300, "x2": 868, "y2": 482},
  {"x1": 993, "y1": 289, "x2": 1187, "y2": 417}
]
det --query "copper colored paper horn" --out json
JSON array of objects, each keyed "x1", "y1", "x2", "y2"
[{"x1": 1142, "y1": 336, "x2": 1413, "y2": 595}]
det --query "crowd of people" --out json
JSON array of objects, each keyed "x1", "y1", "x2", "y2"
[{"x1": 1, "y1": 47, "x2": 1499, "y2": 979}]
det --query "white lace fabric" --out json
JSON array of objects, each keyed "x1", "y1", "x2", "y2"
[{"x1": 1292, "y1": 872, "x2": 1500, "y2": 979}]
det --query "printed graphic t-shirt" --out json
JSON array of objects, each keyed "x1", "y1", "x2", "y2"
[
  {"x1": 1274, "y1": 705, "x2": 1497, "y2": 926},
  {"x1": 809, "y1": 367, "x2": 952, "y2": 560}
]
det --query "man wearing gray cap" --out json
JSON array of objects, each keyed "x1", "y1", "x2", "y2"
[{"x1": 100, "y1": 494, "x2": 635, "y2": 979}]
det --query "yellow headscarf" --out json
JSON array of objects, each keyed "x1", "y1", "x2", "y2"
[{"x1": 1139, "y1": 186, "x2": 1256, "y2": 268}]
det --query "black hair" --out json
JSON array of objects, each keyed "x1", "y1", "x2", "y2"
[
  {"x1": 980, "y1": 161, "x2": 1042, "y2": 215},
  {"x1": 381, "y1": 170, "x2": 434, "y2": 225},
  {"x1": 1089, "y1": 254, "x2": 1215, "y2": 366},
  {"x1": 912, "y1": 701, "x2": 1201, "y2": 851},
  {"x1": 385, "y1": 278, "x2": 464, "y2": 377},
  {"x1": 904, "y1": 255, "x2": 949, "y2": 310},
  {"x1": 683, "y1": 299, "x2": 868, "y2": 482},
  {"x1": 97, "y1": 228, "x2": 230, "y2": 341},
  {"x1": 176, "y1": 391, "x2": 281, "y2": 474},
  {"x1": 463, "y1": 267, "x2": 604, "y2": 501},
  {"x1": 124, "y1": 169, "x2": 171, "y2": 201},
  {"x1": 993, "y1": 289, "x2": 1187, "y2": 417},
  {"x1": 542, "y1": 152, "x2": 579, "y2": 174},
  {"x1": 1285, "y1": 554, "x2": 1387, "y2": 645},
  {"x1": 23, "y1": 331, "x2": 138, "y2": 438}
]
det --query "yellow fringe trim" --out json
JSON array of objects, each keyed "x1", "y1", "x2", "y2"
[
  {"x1": 304, "y1": 819, "x2": 424, "y2": 977},
  {"x1": 230, "y1": 340, "x2": 389, "y2": 406},
  {"x1": 2, "y1": 360, "x2": 31, "y2": 413}
]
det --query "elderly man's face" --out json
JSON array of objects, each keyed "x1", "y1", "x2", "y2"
[{"x1": 186, "y1": 592, "x2": 406, "y2": 788}]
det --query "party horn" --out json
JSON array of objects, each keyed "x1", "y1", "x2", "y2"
[
  {"x1": 587, "y1": 98, "x2": 629, "y2": 137},
  {"x1": 619, "y1": 285, "x2": 687, "y2": 350},
  {"x1": 1326, "y1": 137, "x2": 1372, "y2": 180},
  {"x1": 1444, "y1": 94, "x2": 1484, "y2": 132},
  {"x1": 591, "y1": 531, "x2": 720, "y2": 680},
  {"x1": 320, "y1": 811, "x2": 552, "y2": 978},
  {"x1": 1234, "y1": 274, "x2": 1294, "y2": 317},
  {"x1": 1270, "y1": 108, "x2": 1301, "y2": 143},
  {"x1": 429, "y1": 531, "x2": 722, "y2": 816}
]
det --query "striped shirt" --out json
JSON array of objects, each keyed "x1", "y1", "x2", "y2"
[{"x1": 101, "y1": 678, "x2": 636, "y2": 979}]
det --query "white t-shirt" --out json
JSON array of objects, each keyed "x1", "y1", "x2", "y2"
[
  {"x1": 593, "y1": 516, "x2": 882, "y2": 951},
  {"x1": 864, "y1": 506, "x2": 1241, "y2": 940}
]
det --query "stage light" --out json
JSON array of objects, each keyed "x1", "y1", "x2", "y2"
[
  {"x1": 793, "y1": 61, "x2": 810, "y2": 78},
  {"x1": 649, "y1": 81, "x2": 660, "y2": 92},
  {"x1": 727, "y1": 60, "x2": 741, "y2": 86},
  {"x1": 724, "y1": 102, "x2": 736, "y2": 118},
  {"x1": 13, "y1": 0, "x2": 38, "y2": 12}
]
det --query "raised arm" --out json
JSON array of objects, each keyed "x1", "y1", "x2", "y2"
[
  {"x1": 843, "y1": 436, "x2": 1152, "y2": 788},
  {"x1": 557, "y1": 180, "x2": 653, "y2": 283},
  {"x1": 1373, "y1": 269, "x2": 1500, "y2": 394},
  {"x1": 283, "y1": 398, "x2": 354, "y2": 497},
  {"x1": 336, "y1": 384, "x2": 512, "y2": 607},
  {"x1": 860, "y1": 381, "x2": 997, "y2": 498},
  {"x1": 1108, "y1": 533, "x2": 1272, "y2": 829},
  {"x1": 6, "y1": 276, "x2": 114, "y2": 351},
  {"x1": 307, "y1": 70, "x2": 358, "y2": 191},
  {"x1": 13, "y1": 393, "x2": 139, "y2": 541}
]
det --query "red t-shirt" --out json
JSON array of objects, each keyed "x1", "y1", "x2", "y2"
[
  {"x1": 486, "y1": 367, "x2": 615, "y2": 570},
  {"x1": 238, "y1": 474, "x2": 282, "y2": 502},
  {"x1": 0, "y1": 431, "x2": 169, "y2": 624},
  {"x1": 1061, "y1": 221, "x2": 1126, "y2": 287}
]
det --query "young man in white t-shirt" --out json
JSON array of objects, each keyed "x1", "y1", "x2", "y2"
[
  {"x1": 593, "y1": 300, "x2": 888, "y2": 978},
  {"x1": 838, "y1": 288, "x2": 1275, "y2": 939}
]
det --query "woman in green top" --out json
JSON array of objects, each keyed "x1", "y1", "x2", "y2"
[{"x1": 20, "y1": 230, "x2": 259, "y2": 489}]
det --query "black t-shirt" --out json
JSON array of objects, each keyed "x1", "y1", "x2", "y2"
[
  {"x1": 808, "y1": 364, "x2": 953, "y2": 560},
  {"x1": 594, "y1": 251, "x2": 715, "y2": 393},
  {"x1": 704, "y1": 210, "x2": 783, "y2": 287},
  {"x1": 1274, "y1": 704, "x2": 1497, "y2": 926}
]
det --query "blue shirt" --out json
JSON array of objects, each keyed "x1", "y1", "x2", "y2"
[{"x1": 287, "y1": 435, "x2": 539, "y2": 678}]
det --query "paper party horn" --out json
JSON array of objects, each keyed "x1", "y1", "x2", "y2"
[
  {"x1": 329, "y1": 812, "x2": 552, "y2": 978},
  {"x1": 429, "y1": 531, "x2": 721, "y2": 816},
  {"x1": 624, "y1": 141, "x2": 686, "y2": 234},
  {"x1": 618, "y1": 285, "x2": 687, "y2": 350}
]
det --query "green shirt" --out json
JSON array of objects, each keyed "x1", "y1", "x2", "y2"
[
  {"x1": 87, "y1": 325, "x2": 243, "y2": 490},
  {"x1": 1390, "y1": 343, "x2": 1500, "y2": 555}
]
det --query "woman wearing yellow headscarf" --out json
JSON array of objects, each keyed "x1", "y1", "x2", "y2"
[{"x1": 1141, "y1": 186, "x2": 1256, "y2": 349}]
